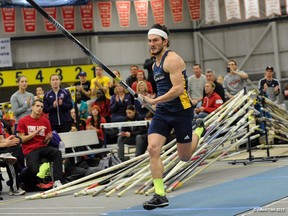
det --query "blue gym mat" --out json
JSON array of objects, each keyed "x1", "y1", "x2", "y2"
[{"x1": 104, "y1": 166, "x2": 288, "y2": 216}]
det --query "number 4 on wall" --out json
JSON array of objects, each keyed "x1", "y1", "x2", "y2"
[{"x1": 36, "y1": 70, "x2": 44, "y2": 82}]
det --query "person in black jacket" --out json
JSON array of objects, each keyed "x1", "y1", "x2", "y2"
[
  {"x1": 43, "y1": 74, "x2": 73, "y2": 133},
  {"x1": 117, "y1": 105, "x2": 148, "y2": 161},
  {"x1": 125, "y1": 65, "x2": 138, "y2": 88},
  {"x1": 143, "y1": 52, "x2": 157, "y2": 94}
]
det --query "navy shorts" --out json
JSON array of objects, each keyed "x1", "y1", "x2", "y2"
[{"x1": 148, "y1": 108, "x2": 193, "y2": 143}]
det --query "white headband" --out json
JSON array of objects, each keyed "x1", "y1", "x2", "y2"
[{"x1": 148, "y1": 28, "x2": 168, "y2": 39}]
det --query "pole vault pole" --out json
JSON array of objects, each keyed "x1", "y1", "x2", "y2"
[{"x1": 26, "y1": 0, "x2": 154, "y2": 113}]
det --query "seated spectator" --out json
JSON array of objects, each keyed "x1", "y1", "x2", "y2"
[
  {"x1": 70, "y1": 108, "x2": 86, "y2": 131},
  {"x1": 90, "y1": 89, "x2": 111, "y2": 123},
  {"x1": 1, "y1": 119, "x2": 12, "y2": 137},
  {"x1": 126, "y1": 65, "x2": 138, "y2": 88},
  {"x1": 135, "y1": 81, "x2": 155, "y2": 119},
  {"x1": 131, "y1": 69, "x2": 154, "y2": 95},
  {"x1": 90, "y1": 66, "x2": 111, "y2": 99},
  {"x1": 74, "y1": 91, "x2": 89, "y2": 119},
  {"x1": 204, "y1": 69, "x2": 226, "y2": 102},
  {"x1": 0, "y1": 122, "x2": 25, "y2": 196},
  {"x1": 110, "y1": 83, "x2": 133, "y2": 122},
  {"x1": 17, "y1": 99, "x2": 63, "y2": 189},
  {"x1": 117, "y1": 105, "x2": 148, "y2": 161},
  {"x1": 109, "y1": 70, "x2": 121, "y2": 97},
  {"x1": 194, "y1": 81, "x2": 223, "y2": 119},
  {"x1": 86, "y1": 105, "x2": 106, "y2": 147}
]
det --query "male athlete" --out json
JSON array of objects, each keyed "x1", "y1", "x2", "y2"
[{"x1": 142, "y1": 24, "x2": 205, "y2": 210}]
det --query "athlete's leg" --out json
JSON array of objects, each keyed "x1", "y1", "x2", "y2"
[
  {"x1": 177, "y1": 133, "x2": 200, "y2": 161},
  {"x1": 147, "y1": 133, "x2": 166, "y2": 183},
  {"x1": 143, "y1": 133, "x2": 168, "y2": 210},
  {"x1": 143, "y1": 113, "x2": 171, "y2": 210},
  {"x1": 177, "y1": 118, "x2": 205, "y2": 161}
]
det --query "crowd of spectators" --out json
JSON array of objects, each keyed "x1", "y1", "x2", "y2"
[{"x1": 0, "y1": 60, "x2": 286, "y2": 198}]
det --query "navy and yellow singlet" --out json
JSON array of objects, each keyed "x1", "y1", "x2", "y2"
[{"x1": 153, "y1": 50, "x2": 191, "y2": 113}]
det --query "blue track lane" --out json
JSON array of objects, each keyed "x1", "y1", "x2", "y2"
[{"x1": 104, "y1": 166, "x2": 288, "y2": 216}]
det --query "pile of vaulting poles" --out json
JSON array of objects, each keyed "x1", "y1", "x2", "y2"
[
  {"x1": 25, "y1": 90, "x2": 288, "y2": 200},
  {"x1": 260, "y1": 97, "x2": 288, "y2": 144}
]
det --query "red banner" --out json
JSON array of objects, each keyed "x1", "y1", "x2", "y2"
[
  {"x1": 134, "y1": 0, "x2": 148, "y2": 27},
  {"x1": 97, "y1": 2, "x2": 112, "y2": 28},
  {"x1": 150, "y1": 0, "x2": 165, "y2": 24},
  {"x1": 61, "y1": 6, "x2": 75, "y2": 31},
  {"x1": 1, "y1": 8, "x2": 16, "y2": 33},
  {"x1": 22, "y1": 8, "x2": 36, "y2": 33},
  {"x1": 169, "y1": 0, "x2": 183, "y2": 23},
  {"x1": 44, "y1": 7, "x2": 57, "y2": 32},
  {"x1": 116, "y1": 1, "x2": 131, "y2": 27},
  {"x1": 187, "y1": 0, "x2": 201, "y2": 20},
  {"x1": 80, "y1": 3, "x2": 94, "y2": 30}
]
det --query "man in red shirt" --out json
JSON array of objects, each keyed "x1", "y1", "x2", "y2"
[{"x1": 17, "y1": 99, "x2": 63, "y2": 188}]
